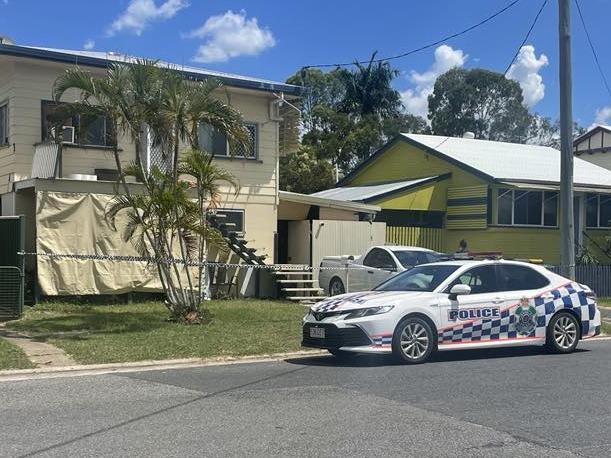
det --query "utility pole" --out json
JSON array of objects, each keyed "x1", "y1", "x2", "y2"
[{"x1": 559, "y1": 0, "x2": 575, "y2": 279}]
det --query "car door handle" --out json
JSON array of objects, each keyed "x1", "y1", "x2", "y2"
[
  {"x1": 542, "y1": 294, "x2": 555, "y2": 301},
  {"x1": 367, "y1": 270, "x2": 374, "y2": 274},
  {"x1": 492, "y1": 297, "x2": 504, "y2": 304}
]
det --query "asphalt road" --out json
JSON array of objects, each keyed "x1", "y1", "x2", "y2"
[{"x1": 2, "y1": 340, "x2": 611, "y2": 458}]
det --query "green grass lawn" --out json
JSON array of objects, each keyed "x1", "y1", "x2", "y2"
[
  {"x1": 6, "y1": 300, "x2": 308, "y2": 365},
  {"x1": 0, "y1": 338, "x2": 35, "y2": 370}
]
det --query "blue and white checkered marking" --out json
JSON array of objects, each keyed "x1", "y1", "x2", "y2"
[
  {"x1": 439, "y1": 282, "x2": 598, "y2": 344},
  {"x1": 314, "y1": 291, "x2": 386, "y2": 312},
  {"x1": 372, "y1": 335, "x2": 393, "y2": 347}
]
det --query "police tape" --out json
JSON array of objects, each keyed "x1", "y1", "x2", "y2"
[{"x1": 16, "y1": 251, "x2": 374, "y2": 271}]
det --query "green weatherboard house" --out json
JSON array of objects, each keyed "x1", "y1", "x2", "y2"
[{"x1": 313, "y1": 134, "x2": 611, "y2": 264}]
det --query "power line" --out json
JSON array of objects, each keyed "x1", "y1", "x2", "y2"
[
  {"x1": 503, "y1": 0, "x2": 548, "y2": 75},
  {"x1": 574, "y1": 0, "x2": 611, "y2": 101},
  {"x1": 303, "y1": 0, "x2": 523, "y2": 69}
]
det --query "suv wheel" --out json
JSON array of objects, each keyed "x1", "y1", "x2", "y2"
[{"x1": 329, "y1": 277, "x2": 345, "y2": 296}]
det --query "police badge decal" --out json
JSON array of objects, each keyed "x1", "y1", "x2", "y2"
[{"x1": 515, "y1": 297, "x2": 537, "y2": 336}]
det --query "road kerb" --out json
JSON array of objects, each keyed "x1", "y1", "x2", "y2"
[{"x1": 0, "y1": 350, "x2": 328, "y2": 382}]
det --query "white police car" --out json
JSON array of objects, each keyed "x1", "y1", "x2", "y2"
[{"x1": 302, "y1": 259, "x2": 601, "y2": 364}]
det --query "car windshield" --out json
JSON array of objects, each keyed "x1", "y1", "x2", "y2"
[
  {"x1": 374, "y1": 264, "x2": 460, "y2": 292},
  {"x1": 393, "y1": 250, "x2": 442, "y2": 268}
]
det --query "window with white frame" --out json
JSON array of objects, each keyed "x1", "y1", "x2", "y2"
[
  {"x1": 496, "y1": 188, "x2": 558, "y2": 227},
  {"x1": 0, "y1": 102, "x2": 8, "y2": 145},
  {"x1": 197, "y1": 122, "x2": 257, "y2": 159},
  {"x1": 586, "y1": 193, "x2": 611, "y2": 228}
]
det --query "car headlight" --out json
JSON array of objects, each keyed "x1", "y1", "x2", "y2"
[{"x1": 344, "y1": 305, "x2": 394, "y2": 320}]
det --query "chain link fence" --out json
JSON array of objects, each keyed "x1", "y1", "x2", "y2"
[{"x1": 0, "y1": 267, "x2": 23, "y2": 320}]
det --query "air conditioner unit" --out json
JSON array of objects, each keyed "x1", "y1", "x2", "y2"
[{"x1": 51, "y1": 125, "x2": 75, "y2": 144}]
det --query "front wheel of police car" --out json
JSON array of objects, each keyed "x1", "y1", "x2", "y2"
[{"x1": 392, "y1": 316, "x2": 435, "y2": 364}]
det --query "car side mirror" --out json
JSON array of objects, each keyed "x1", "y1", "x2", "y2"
[{"x1": 449, "y1": 284, "x2": 471, "y2": 300}]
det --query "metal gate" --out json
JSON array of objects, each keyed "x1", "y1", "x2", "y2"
[{"x1": 0, "y1": 216, "x2": 24, "y2": 320}]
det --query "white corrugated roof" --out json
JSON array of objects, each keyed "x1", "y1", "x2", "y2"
[
  {"x1": 404, "y1": 134, "x2": 611, "y2": 188},
  {"x1": 311, "y1": 177, "x2": 437, "y2": 201},
  {"x1": 17, "y1": 45, "x2": 299, "y2": 90}
]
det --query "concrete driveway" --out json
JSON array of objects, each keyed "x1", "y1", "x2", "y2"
[{"x1": 1, "y1": 340, "x2": 610, "y2": 457}]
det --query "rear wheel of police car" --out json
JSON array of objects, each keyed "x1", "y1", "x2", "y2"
[
  {"x1": 329, "y1": 277, "x2": 345, "y2": 296},
  {"x1": 546, "y1": 312, "x2": 580, "y2": 353},
  {"x1": 392, "y1": 316, "x2": 434, "y2": 364}
]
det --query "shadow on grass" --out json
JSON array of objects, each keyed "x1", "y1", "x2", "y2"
[
  {"x1": 287, "y1": 346, "x2": 590, "y2": 368},
  {"x1": 7, "y1": 311, "x2": 171, "y2": 341}
]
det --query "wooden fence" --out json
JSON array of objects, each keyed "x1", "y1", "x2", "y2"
[{"x1": 386, "y1": 226, "x2": 445, "y2": 252}]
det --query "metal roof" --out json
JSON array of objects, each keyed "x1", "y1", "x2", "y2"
[
  {"x1": 278, "y1": 191, "x2": 380, "y2": 214},
  {"x1": 311, "y1": 176, "x2": 444, "y2": 202},
  {"x1": 0, "y1": 43, "x2": 302, "y2": 96},
  {"x1": 404, "y1": 134, "x2": 611, "y2": 188}
]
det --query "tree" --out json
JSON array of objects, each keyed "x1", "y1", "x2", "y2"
[
  {"x1": 53, "y1": 61, "x2": 249, "y2": 323},
  {"x1": 382, "y1": 113, "x2": 430, "y2": 138},
  {"x1": 287, "y1": 54, "x2": 425, "y2": 176},
  {"x1": 428, "y1": 68, "x2": 532, "y2": 142},
  {"x1": 279, "y1": 146, "x2": 335, "y2": 194},
  {"x1": 286, "y1": 67, "x2": 345, "y2": 132},
  {"x1": 527, "y1": 115, "x2": 586, "y2": 149},
  {"x1": 335, "y1": 54, "x2": 402, "y2": 119}
]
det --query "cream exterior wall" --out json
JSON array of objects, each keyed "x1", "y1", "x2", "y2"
[
  {"x1": 0, "y1": 55, "x2": 281, "y2": 260},
  {"x1": 574, "y1": 129, "x2": 611, "y2": 171}
]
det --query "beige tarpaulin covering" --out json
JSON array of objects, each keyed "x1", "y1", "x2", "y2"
[{"x1": 36, "y1": 191, "x2": 164, "y2": 295}]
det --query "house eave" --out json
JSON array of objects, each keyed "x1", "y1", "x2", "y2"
[{"x1": 0, "y1": 43, "x2": 303, "y2": 97}]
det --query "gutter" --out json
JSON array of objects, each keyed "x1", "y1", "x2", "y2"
[{"x1": 0, "y1": 43, "x2": 303, "y2": 96}]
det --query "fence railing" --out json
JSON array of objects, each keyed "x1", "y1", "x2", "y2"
[
  {"x1": 548, "y1": 265, "x2": 611, "y2": 297},
  {"x1": 386, "y1": 226, "x2": 445, "y2": 252}
]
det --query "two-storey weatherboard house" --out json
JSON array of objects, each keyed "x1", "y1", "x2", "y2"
[
  {"x1": 0, "y1": 41, "x2": 304, "y2": 297},
  {"x1": 0, "y1": 42, "x2": 382, "y2": 299}
]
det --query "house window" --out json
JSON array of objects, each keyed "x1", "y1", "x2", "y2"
[
  {"x1": 41, "y1": 101, "x2": 113, "y2": 147},
  {"x1": 496, "y1": 188, "x2": 558, "y2": 227},
  {"x1": 215, "y1": 209, "x2": 245, "y2": 233},
  {"x1": 197, "y1": 122, "x2": 257, "y2": 159},
  {"x1": 0, "y1": 102, "x2": 8, "y2": 145},
  {"x1": 586, "y1": 193, "x2": 611, "y2": 228}
]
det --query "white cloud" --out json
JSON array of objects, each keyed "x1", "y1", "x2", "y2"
[
  {"x1": 185, "y1": 10, "x2": 275, "y2": 63},
  {"x1": 593, "y1": 106, "x2": 611, "y2": 128},
  {"x1": 400, "y1": 45, "x2": 467, "y2": 118},
  {"x1": 83, "y1": 39, "x2": 95, "y2": 50},
  {"x1": 506, "y1": 45, "x2": 548, "y2": 107},
  {"x1": 108, "y1": 0, "x2": 188, "y2": 36}
]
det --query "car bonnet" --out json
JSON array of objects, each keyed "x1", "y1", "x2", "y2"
[{"x1": 312, "y1": 290, "x2": 427, "y2": 312}]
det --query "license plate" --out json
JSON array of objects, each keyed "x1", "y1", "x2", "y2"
[{"x1": 310, "y1": 327, "x2": 325, "y2": 338}]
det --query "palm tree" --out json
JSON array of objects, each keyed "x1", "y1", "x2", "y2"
[
  {"x1": 337, "y1": 53, "x2": 402, "y2": 119},
  {"x1": 53, "y1": 61, "x2": 249, "y2": 322}
]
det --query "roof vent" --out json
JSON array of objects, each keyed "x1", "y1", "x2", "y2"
[{"x1": 462, "y1": 131, "x2": 475, "y2": 139}]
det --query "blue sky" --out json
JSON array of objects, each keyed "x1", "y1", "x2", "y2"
[{"x1": 1, "y1": 0, "x2": 611, "y2": 127}]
